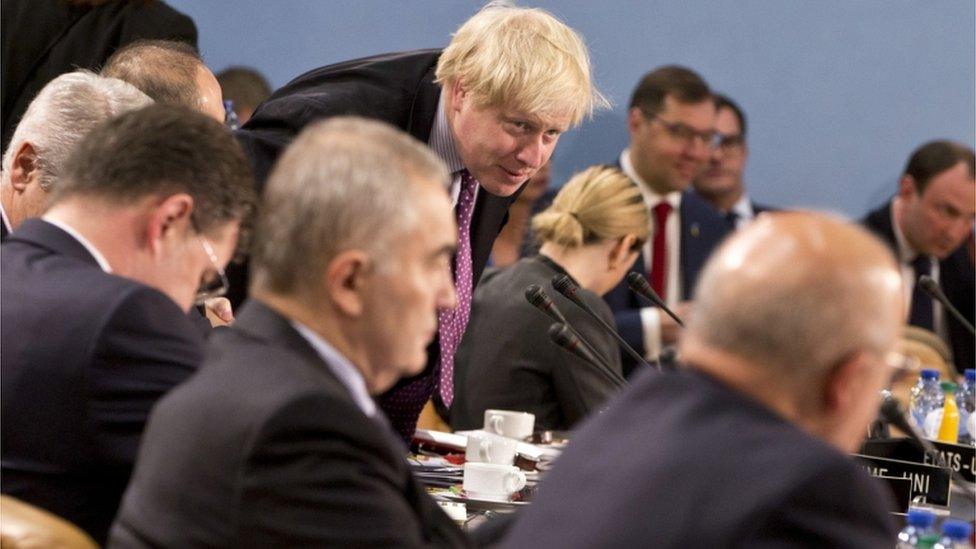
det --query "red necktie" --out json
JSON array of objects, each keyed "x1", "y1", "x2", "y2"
[{"x1": 649, "y1": 202, "x2": 672, "y2": 298}]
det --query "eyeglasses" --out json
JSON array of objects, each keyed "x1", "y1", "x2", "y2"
[
  {"x1": 193, "y1": 235, "x2": 229, "y2": 306},
  {"x1": 647, "y1": 114, "x2": 721, "y2": 149},
  {"x1": 715, "y1": 132, "x2": 746, "y2": 152}
]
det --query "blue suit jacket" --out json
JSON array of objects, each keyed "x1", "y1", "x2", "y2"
[
  {"x1": 603, "y1": 189, "x2": 730, "y2": 375},
  {"x1": 0, "y1": 219, "x2": 204, "y2": 544},
  {"x1": 863, "y1": 202, "x2": 975, "y2": 373}
]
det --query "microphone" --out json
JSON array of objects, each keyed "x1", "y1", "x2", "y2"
[
  {"x1": 879, "y1": 394, "x2": 976, "y2": 502},
  {"x1": 551, "y1": 274, "x2": 659, "y2": 372},
  {"x1": 918, "y1": 275, "x2": 975, "y2": 336},
  {"x1": 548, "y1": 323, "x2": 627, "y2": 388},
  {"x1": 626, "y1": 272, "x2": 684, "y2": 327},
  {"x1": 525, "y1": 285, "x2": 614, "y2": 372}
]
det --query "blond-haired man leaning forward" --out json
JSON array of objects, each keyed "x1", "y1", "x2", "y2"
[
  {"x1": 110, "y1": 118, "x2": 470, "y2": 548},
  {"x1": 237, "y1": 3, "x2": 607, "y2": 439},
  {"x1": 499, "y1": 212, "x2": 904, "y2": 548}
]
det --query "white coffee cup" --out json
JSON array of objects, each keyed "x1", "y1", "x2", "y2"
[
  {"x1": 483, "y1": 409, "x2": 535, "y2": 440},
  {"x1": 465, "y1": 433, "x2": 518, "y2": 465},
  {"x1": 462, "y1": 462, "x2": 526, "y2": 502}
]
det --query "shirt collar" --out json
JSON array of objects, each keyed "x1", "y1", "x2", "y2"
[
  {"x1": 620, "y1": 148, "x2": 681, "y2": 209},
  {"x1": 41, "y1": 216, "x2": 113, "y2": 273},
  {"x1": 0, "y1": 201, "x2": 12, "y2": 234},
  {"x1": 730, "y1": 194, "x2": 754, "y2": 220},
  {"x1": 289, "y1": 320, "x2": 377, "y2": 418},
  {"x1": 890, "y1": 199, "x2": 921, "y2": 263},
  {"x1": 427, "y1": 91, "x2": 465, "y2": 174}
]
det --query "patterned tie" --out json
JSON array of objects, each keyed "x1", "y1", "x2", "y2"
[
  {"x1": 437, "y1": 170, "x2": 478, "y2": 407},
  {"x1": 649, "y1": 202, "x2": 672, "y2": 298},
  {"x1": 909, "y1": 255, "x2": 934, "y2": 331}
]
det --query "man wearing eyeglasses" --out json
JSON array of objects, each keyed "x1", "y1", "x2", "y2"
[
  {"x1": 862, "y1": 140, "x2": 975, "y2": 373},
  {"x1": 0, "y1": 105, "x2": 256, "y2": 544},
  {"x1": 604, "y1": 65, "x2": 731, "y2": 374},
  {"x1": 692, "y1": 94, "x2": 775, "y2": 229}
]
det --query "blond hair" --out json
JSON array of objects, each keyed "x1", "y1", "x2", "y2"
[
  {"x1": 435, "y1": 2, "x2": 609, "y2": 127},
  {"x1": 532, "y1": 165, "x2": 649, "y2": 249}
]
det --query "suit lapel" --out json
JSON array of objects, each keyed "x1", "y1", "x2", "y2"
[
  {"x1": 679, "y1": 191, "x2": 729, "y2": 300},
  {"x1": 406, "y1": 59, "x2": 441, "y2": 143}
]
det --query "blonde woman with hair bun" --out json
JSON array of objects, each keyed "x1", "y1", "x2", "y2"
[{"x1": 451, "y1": 166, "x2": 649, "y2": 432}]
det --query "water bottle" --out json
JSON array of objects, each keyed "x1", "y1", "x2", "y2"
[
  {"x1": 897, "y1": 508, "x2": 936, "y2": 548},
  {"x1": 933, "y1": 519, "x2": 973, "y2": 549},
  {"x1": 958, "y1": 369, "x2": 975, "y2": 446},
  {"x1": 223, "y1": 100, "x2": 240, "y2": 130},
  {"x1": 910, "y1": 369, "x2": 944, "y2": 433}
]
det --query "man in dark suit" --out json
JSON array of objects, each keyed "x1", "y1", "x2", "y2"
[
  {"x1": 111, "y1": 117, "x2": 469, "y2": 548},
  {"x1": 1, "y1": 105, "x2": 256, "y2": 544},
  {"x1": 237, "y1": 4, "x2": 607, "y2": 439},
  {"x1": 693, "y1": 93, "x2": 776, "y2": 228},
  {"x1": 863, "y1": 140, "x2": 975, "y2": 373},
  {"x1": 1, "y1": 0, "x2": 197, "y2": 151},
  {"x1": 499, "y1": 212, "x2": 903, "y2": 548},
  {"x1": 0, "y1": 71, "x2": 151, "y2": 236},
  {"x1": 603, "y1": 66, "x2": 730, "y2": 375}
]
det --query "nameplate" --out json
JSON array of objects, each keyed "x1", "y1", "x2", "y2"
[
  {"x1": 874, "y1": 476, "x2": 913, "y2": 513},
  {"x1": 854, "y1": 454, "x2": 951, "y2": 507},
  {"x1": 861, "y1": 438, "x2": 975, "y2": 483}
]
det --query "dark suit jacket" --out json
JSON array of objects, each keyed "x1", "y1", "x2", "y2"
[
  {"x1": 498, "y1": 368, "x2": 898, "y2": 548},
  {"x1": 109, "y1": 300, "x2": 470, "y2": 548},
  {"x1": 451, "y1": 256, "x2": 624, "y2": 432},
  {"x1": 1, "y1": 0, "x2": 197, "y2": 151},
  {"x1": 0, "y1": 219, "x2": 203, "y2": 544},
  {"x1": 863, "y1": 202, "x2": 975, "y2": 372},
  {"x1": 238, "y1": 50, "x2": 519, "y2": 439},
  {"x1": 603, "y1": 189, "x2": 730, "y2": 375}
]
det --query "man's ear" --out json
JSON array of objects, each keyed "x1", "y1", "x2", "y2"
[
  {"x1": 897, "y1": 175, "x2": 918, "y2": 200},
  {"x1": 822, "y1": 351, "x2": 872, "y2": 417},
  {"x1": 325, "y1": 249, "x2": 372, "y2": 317},
  {"x1": 10, "y1": 142, "x2": 40, "y2": 192},
  {"x1": 449, "y1": 79, "x2": 467, "y2": 113},
  {"x1": 145, "y1": 194, "x2": 194, "y2": 256},
  {"x1": 627, "y1": 107, "x2": 646, "y2": 135}
]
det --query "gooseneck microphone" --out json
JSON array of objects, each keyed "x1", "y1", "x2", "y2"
[
  {"x1": 525, "y1": 285, "x2": 613, "y2": 371},
  {"x1": 548, "y1": 323, "x2": 627, "y2": 388},
  {"x1": 626, "y1": 272, "x2": 684, "y2": 327},
  {"x1": 879, "y1": 394, "x2": 975, "y2": 503},
  {"x1": 918, "y1": 275, "x2": 975, "y2": 336},
  {"x1": 551, "y1": 274, "x2": 659, "y2": 372}
]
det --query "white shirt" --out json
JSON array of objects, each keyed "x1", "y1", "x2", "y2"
[
  {"x1": 890, "y1": 202, "x2": 944, "y2": 337},
  {"x1": 0, "y1": 201, "x2": 12, "y2": 235},
  {"x1": 620, "y1": 149, "x2": 682, "y2": 360},
  {"x1": 428, "y1": 91, "x2": 479, "y2": 210},
  {"x1": 290, "y1": 320, "x2": 377, "y2": 418},
  {"x1": 41, "y1": 216, "x2": 113, "y2": 273},
  {"x1": 729, "y1": 194, "x2": 757, "y2": 229}
]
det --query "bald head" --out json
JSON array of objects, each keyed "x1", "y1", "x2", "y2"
[
  {"x1": 685, "y1": 212, "x2": 903, "y2": 391},
  {"x1": 102, "y1": 40, "x2": 224, "y2": 122}
]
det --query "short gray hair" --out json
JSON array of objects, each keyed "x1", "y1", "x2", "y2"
[
  {"x1": 2, "y1": 70, "x2": 152, "y2": 191},
  {"x1": 686, "y1": 212, "x2": 903, "y2": 387},
  {"x1": 251, "y1": 116, "x2": 450, "y2": 298}
]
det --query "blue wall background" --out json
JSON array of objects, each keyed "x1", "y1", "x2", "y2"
[{"x1": 167, "y1": 0, "x2": 975, "y2": 218}]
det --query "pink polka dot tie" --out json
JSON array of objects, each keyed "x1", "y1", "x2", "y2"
[{"x1": 437, "y1": 169, "x2": 477, "y2": 407}]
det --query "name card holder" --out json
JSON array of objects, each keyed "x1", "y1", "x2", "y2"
[
  {"x1": 861, "y1": 438, "x2": 975, "y2": 483},
  {"x1": 854, "y1": 453, "x2": 951, "y2": 508}
]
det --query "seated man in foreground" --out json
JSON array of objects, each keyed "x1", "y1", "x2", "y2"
[
  {"x1": 110, "y1": 118, "x2": 469, "y2": 547},
  {"x1": 1, "y1": 105, "x2": 256, "y2": 544},
  {"x1": 499, "y1": 212, "x2": 903, "y2": 548}
]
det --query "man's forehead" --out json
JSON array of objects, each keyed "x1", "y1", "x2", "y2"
[
  {"x1": 502, "y1": 105, "x2": 572, "y2": 131},
  {"x1": 659, "y1": 95, "x2": 714, "y2": 127}
]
